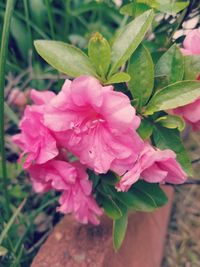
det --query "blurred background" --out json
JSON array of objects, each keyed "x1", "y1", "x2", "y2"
[{"x1": 0, "y1": 1, "x2": 200, "y2": 266}]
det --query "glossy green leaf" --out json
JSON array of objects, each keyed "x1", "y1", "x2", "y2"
[
  {"x1": 105, "y1": 72, "x2": 130, "y2": 84},
  {"x1": 137, "y1": 119, "x2": 153, "y2": 140},
  {"x1": 101, "y1": 196, "x2": 123, "y2": 220},
  {"x1": 113, "y1": 209, "x2": 128, "y2": 251},
  {"x1": 34, "y1": 40, "x2": 97, "y2": 77},
  {"x1": 153, "y1": 125, "x2": 193, "y2": 175},
  {"x1": 156, "y1": 114, "x2": 185, "y2": 131},
  {"x1": 145, "y1": 81, "x2": 200, "y2": 115},
  {"x1": 155, "y1": 44, "x2": 184, "y2": 87},
  {"x1": 184, "y1": 55, "x2": 200, "y2": 80},
  {"x1": 114, "y1": 182, "x2": 167, "y2": 212},
  {"x1": 109, "y1": 9, "x2": 154, "y2": 76},
  {"x1": 128, "y1": 44, "x2": 154, "y2": 106},
  {"x1": 88, "y1": 32, "x2": 111, "y2": 78}
]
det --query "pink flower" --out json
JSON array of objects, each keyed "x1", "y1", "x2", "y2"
[
  {"x1": 116, "y1": 143, "x2": 187, "y2": 192},
  {"x1": 172, "y1": 98, "x2": 200, "y2": 131},
  {"x1": 44, "y1": 76, "x2": 144, "y2": 174},
  {"x1": 12, "y1": 90, "x2": 58, "y2": 168},
  {"x1": 28, "y1": 159, "x2": 77, "y2": 193},
  {"x1": 181, "y1": 29, "x2": 200, "y2": 55},
  {"x1": 172, "y1": 29, "x2": 200, "y2": 130},
  {"x1": 28, "y1": 160, "x2": 102, "y2": 225}
]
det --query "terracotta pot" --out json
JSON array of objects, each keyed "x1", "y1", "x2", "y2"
[{"x1": 31, "y1": 186, "x2": 173, "y2": 267}]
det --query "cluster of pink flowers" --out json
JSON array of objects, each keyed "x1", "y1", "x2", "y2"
[
  {"x1": 172, "y1": 28, "x2": 200, "y2": 131},
  {"x1": 13, "y1": 75, "x2": 187, "y2": 224}
]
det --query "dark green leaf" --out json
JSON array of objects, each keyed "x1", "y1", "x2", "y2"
[
  {"x1": 34, "y1": 40, "x2": 97, "y2": 77},
  {"x1": 155, "y1": 44, "x2": 184, "y2": 88},
  {"x1": 137, "y1": 119, "x2": 153, "y2": 140},
  {"x1": 101, "y1": 196, "x2": 123, "y2": 220},
  {"x1": 113, "y1": 182, "x2": 167, "y2": 212},
  {"x1": 113, "y1": 209, "x2": 128, "y2": 251},
  {"x1": 145, "y1": 81, "x2": 200, "y2": 115},
  {"x1": 109, "y1": 10, "x2": 154, "y2": 76},
  {"x1": 153, "y1": 125, "x2": 193, "y2": 175},
  {"x1": 128, "y1": 44, "x2": 154, "y2": 106}
]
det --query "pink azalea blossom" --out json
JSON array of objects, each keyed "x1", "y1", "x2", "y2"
[
  {"x1": 44, "y1": 76, "x2": 144, "y2": 174},
  {"x1": 172, "y1": 29, "x2": 200, "y2": 131},
  {"x1": 172, "y1": 98, "x2": 200, "y2": 131},
  {"x1": 116, "y1": 143, "x2": 187, "y2": 192},
  {"x1": 12, "y1": 90, "x2": 58, "y2": 168},
  {"x1": 28, "y1": 160, "x2": 102, "y2": 225},
  {"x1": 181, "y1": 29, "x2": 200, "y2": 55}
]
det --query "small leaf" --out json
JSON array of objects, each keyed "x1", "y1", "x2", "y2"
[
  {"x1": 156, "y1": 115, "x2": 185, "y2": 131},
  {"x1": 120, "y1": 3, "x2": 150, "y2": 17},
  {"x1": 155, "y1": 44, "x2": 184, "y2": 88},
  {"x1": 145, "y1": 81, "x2": 200, "y2": 115},
  {"x1": 113, "y1": 209, "x2": 128, "y2": 251},
  {"x1": 153, "y1": 125, "x2": 193, "y2": 176},
  {"x1": 105, "y1": 72, "x2": 130, "y2": 84},
  {"x1": 184, "y1": 55, "x2": 200, "y2": 80},
  {"x1": 138, "y1": 0, "x2": 189, "y2": 14},
  {"x1": 128, "y1": 44, "x2": 154, "y2": 106},
  {"x1": 0, "y1": 246, "x2": 8, "y2": 256},
  {"x1": 154, "y1": 1, "x2": 189, "y2": 14},
  {"x1": 109, "y1": 9, "x2": 154, "y2": 76},
  {"x1": 34, "y1": 40, "x2": 97, "y2": 77},
  {"x1": 137, "y1": 119, "x2": 153, "y2": 140},
  {"x1": 88, "y1": 32, "x2": 111, "y2": 78}
]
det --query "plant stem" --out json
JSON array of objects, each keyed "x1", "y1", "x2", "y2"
[
  {"x1": 0, "y1": 0, "x2": 15, "y2": 218},
  {"x1": 45, "y1": 0, "x2": 55, "y2": 39}
]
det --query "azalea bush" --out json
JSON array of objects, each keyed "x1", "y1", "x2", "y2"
[{"x1": 1, "y1": 0, "x2": 200, "y2": 264}]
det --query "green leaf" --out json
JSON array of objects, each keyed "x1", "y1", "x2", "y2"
[
  {"x1": 113, "y1": 209, "x2": 128, "y2": 251},
  {"x1": 155, "y1": 44, "x2": 184, "y2": 88},
  {"x1": 137, "y1": 119, "x2": 153, "y2": 140},
  {"x1": 134, "y1": 180, "x2": 168, "y2": 207},
  {"x1": 0, "y1": 199, "x2": 26, "y2": 245},
  {"x1": 105, "y1": 72, "x2": 130, "y2": 84},
  {"x1": 145, "y1": 81, "x2": 200, "y2": 115},
  {"x1": 100, "y1": 172, "x2": 119, "y2": 185},
  {"x1": 128, "y1": 44, "x2": 154, "y2": 106},
  {"x1": 184, "y1": 55, "x2": 200, "y2": 80},
  {"x1": 101, "y1": 196, "x2": 123, "y2": 220},
  {"x1": 0, "y1": 246, "x2": 8, "y2": 256},
  {"x1": 154, "y1": 1, "x2": 189, "y2": 14},
  {"x1": 120, "y1": 3, "x2": 151, "y2": 17},
  {"x1": 114, "y1": 182, "x2": 167, "y2": 212},
  {"x1": 88, "y1": 32, "x2": 111, "y2": 78},
  {"x1": 34, "y1": 40, "x2": 97, "y2": 78},
  {"x1": 156, "y1": 114, "x2": 185, "y2": 131},
  {"x1": 109, "y1": 9, "x2": 154, "y2": 76},
  {"x1": 153, "y1": 125, "x2": 193, "y2": 175},
  {"x1": 138, "y1": 0, "x2": 189, "y2": 14}
]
